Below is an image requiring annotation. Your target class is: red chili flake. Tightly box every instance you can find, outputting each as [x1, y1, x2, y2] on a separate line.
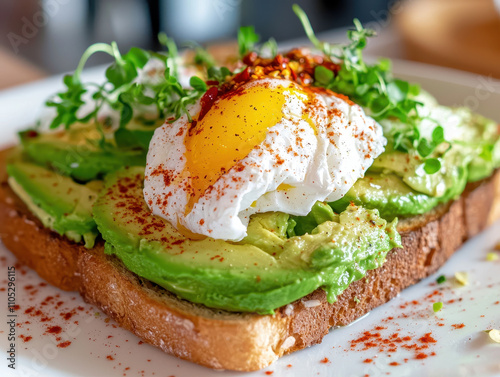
[198, 86, 219, 120]
[138, 341, 143, 345]
[264, 372, 274, 375]
[287, 364, 292, 368]
[57, 341, 71, 348]
[451, 323, 465, 329]
[242, 51, 257, 65]
[106, 355, 115, 361]
[389, 362, 400, 366]
[233, 66, 250, 83]
[320, 357, 329, 363]
[363, 358, 373, 364]
[415, 353, 427, 360]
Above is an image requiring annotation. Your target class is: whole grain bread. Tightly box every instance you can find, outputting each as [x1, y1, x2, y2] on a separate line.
[0, 146, 499, 371]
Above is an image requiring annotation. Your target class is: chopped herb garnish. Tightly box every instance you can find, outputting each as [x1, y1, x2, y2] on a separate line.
[436, 275, 446, 284]
[433, 302, 443, 313]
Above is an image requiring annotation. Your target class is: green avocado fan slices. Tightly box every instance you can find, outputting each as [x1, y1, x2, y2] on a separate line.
[93, 168, 401, 314]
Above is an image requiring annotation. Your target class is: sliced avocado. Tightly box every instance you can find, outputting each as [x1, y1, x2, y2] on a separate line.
[20, 123, 154, 181]
[93, 168, 400, 314]
[329, 173, 441, 220]
[7, 161, 101, 248]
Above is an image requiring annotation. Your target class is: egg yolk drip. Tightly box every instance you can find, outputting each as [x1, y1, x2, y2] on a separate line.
[183, 83, 311, 215]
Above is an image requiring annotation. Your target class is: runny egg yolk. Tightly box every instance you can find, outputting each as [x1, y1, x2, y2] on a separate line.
[183, 83, 312, 215]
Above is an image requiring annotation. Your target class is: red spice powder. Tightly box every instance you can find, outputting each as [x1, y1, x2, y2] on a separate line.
[46, 326, 62, 334]
[264, 372, 274, 375]
[418, 333, 437, 344]
[451, 323, 465, 329]
[389, 362, 400, 366]
[57, 341, 71, 348]
[350, 326, 439, 364]
[415, 353, 427, 360]
[106, 355, 115, 361]
[320, 357, 330, 363]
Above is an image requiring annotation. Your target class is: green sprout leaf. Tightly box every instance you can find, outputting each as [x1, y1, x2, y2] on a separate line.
[417, 138, 435, 158]
[314, 66, 334, 86]
[424, 158, 441, 174]
[432, 125, 445, 145]
[238, 26, 260, 57]
[189, 76, 207, 92]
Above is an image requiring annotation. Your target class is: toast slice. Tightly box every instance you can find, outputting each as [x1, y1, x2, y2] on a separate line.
[1, 146, 499, 371]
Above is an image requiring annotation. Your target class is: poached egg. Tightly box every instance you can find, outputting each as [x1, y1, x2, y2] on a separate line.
[144, 78, 385, 241]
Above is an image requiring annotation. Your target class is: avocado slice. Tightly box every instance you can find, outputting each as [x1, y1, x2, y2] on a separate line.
[20, 123, 153, 181]
[329, 173, 442, 220]
[93, 168, 400, 314]
[7, 161, 101, 248]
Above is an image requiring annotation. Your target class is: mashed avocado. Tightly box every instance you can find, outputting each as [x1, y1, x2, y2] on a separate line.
[93, 168, 400, 314]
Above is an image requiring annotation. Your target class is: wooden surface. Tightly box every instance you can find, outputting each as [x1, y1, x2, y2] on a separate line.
[396, 0, 500, 78]
[0, 47, 46, 90]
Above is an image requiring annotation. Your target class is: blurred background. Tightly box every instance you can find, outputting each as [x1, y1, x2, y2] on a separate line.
[0, 0, 499, 89]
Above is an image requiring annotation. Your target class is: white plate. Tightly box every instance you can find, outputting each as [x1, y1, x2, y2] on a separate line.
[1, 60, 500, 377]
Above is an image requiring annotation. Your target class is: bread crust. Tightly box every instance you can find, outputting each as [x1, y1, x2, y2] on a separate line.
[0, 147, 498, 371]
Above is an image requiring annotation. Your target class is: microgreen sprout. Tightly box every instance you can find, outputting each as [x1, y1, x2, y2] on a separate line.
[293, 4, 447, 169]
[45, 34, 208, 149]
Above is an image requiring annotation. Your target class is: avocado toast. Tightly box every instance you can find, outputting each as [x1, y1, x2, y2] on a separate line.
[1, 7, 500, 371]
